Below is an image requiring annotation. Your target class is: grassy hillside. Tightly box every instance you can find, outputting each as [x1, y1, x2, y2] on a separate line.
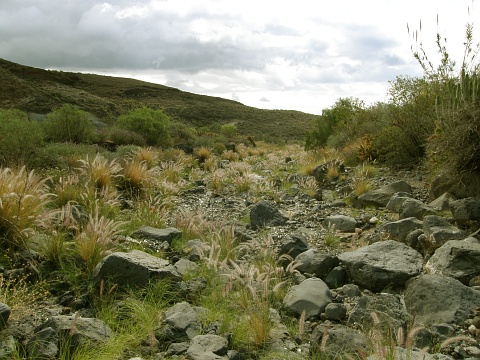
[0, 58, 314, 142]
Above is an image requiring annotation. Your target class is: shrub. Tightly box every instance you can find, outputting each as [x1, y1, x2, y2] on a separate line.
[411, 20, 480, 176]
[305, 97, 364, 150]
[221, 123, 238, 138]
[30, 142, 99, 170]
[43, 104, 95, 143]
[0, 109, 44, 167]
[116, 107, 173, 148]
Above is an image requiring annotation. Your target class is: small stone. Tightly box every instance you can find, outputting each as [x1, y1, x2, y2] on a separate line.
[369, 216, 379, 224]
[465, 346, 480, 357]
[473, 316, 480, 328]
[468, 324, 479, 336]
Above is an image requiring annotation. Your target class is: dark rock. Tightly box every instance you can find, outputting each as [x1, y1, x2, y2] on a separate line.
[398, 198, 436, 220]
[0, 302, 11, 330]
[278, 233, 310, 260]
[405, 274, 480, 326]
[357, 181, 412, 208]
[310, 325, 369, 359]
[92, 250, 181, 289]
[162, 302, 202, 341]
[425, 237, 480, 285]
[374, 217, 423, 244]
[385, 192, 413, 212]
[450, 197, 480, 226]
[430, 171, 480, 200]
[347, 293, 412, 335]
[325, 303, 347, 321]
[295, 249, 339, 279]
[338, 240, 423, 292]
[324, 266, 348, 289]
[429, 192, 456, 211]
[249, 200, 286, 230]
[421, 215, 467, 254]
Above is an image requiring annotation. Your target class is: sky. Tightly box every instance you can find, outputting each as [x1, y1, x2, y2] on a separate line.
[0, 1, 478, 115]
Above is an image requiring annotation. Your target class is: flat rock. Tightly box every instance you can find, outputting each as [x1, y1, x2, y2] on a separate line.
[357, 181, 412, 208]
[283, 277, 332, 319]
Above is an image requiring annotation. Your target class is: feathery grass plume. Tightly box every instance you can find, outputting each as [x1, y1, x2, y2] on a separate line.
[76, 203, 125, 273]
[0, 167, 53, 250]
[158, 160, 185, 183]
[352, 177, 372, 197]
[123, 193, 170, 234]
[42, 231, 68, 268]
[297, 176, 319, 198]
[132, 146, 158, 169]
[194, 146, 212, 164]
[78, 153, 122, 190]
[206, 168, 229, 192]
[51, 173, 84, 207]
[221, 150, 239, 162]
[122, 159, 153, 195]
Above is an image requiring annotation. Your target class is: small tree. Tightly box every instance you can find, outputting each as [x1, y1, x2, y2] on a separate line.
[220, 124, 238, 139]
[116, 107, 173, 148]
[305, 97, 363, 150]
[43, 104, 95, 143]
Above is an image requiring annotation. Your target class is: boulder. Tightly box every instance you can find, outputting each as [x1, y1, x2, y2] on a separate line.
[278, 233, 310, 260]
[161, 302, 202, 340]
[405, 274, 480, 325]
[28, 315, 111, 359]
[186, 334, 229, 360]
[421, 215, 466, 254]
[425, 237, 480, 285]
[92, 250, 181, 289]
[0, 302, 11, 330]
[347, 293, 412, 334]
[449, 197, 480, 226]
[357, 181, 412, 208]
[398, 198, 436, 220]
[283, 278, 332, 319]
[323, 215, 357, 233]
[310, 324, 369, 359]
[295, 249, 339, 279]
[385, 192, 413, 212]
[250, 200, 286, 230]
[429, 192, 456, 211]
[375, 217, 423, 244]
[338, 240, 423, 292]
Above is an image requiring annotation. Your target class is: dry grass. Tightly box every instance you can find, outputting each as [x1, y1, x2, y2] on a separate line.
[122, 160, 152, 194]
[194, 146, 212, 163]
[78, 153, 122, 190]
[76, 204, 125, 273]
[0, 167, 53, 249]
[0, 274, 49, 320]
[132, 147, 158, 169]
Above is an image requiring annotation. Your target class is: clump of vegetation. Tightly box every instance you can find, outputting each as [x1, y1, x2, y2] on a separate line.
[43, 104, 95, 144]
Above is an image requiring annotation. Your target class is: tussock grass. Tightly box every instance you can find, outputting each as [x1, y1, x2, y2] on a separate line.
[0, 167, 53, 249]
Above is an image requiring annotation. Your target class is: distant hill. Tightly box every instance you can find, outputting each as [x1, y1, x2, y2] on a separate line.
[0, 58, 315, 142]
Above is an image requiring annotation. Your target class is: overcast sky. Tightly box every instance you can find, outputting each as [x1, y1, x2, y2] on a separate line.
[1, 1, 477, 114]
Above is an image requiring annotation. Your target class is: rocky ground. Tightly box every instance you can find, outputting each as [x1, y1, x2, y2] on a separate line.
[1, 162, 480, 360]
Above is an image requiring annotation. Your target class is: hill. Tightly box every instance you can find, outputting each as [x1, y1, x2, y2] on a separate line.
[0, 58, 315, 142]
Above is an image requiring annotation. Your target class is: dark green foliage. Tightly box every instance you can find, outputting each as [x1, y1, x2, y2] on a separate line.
[43, 104, 95, 143]
[0, 109, 43, 167]
[116, 107, 173, 148]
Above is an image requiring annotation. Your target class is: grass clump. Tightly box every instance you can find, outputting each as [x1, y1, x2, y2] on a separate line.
[0, 167, 52, 250]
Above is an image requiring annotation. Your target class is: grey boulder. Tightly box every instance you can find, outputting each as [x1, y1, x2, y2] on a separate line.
[338, 240, 423, 292]
[93, 250, 181, 289]
[283, 277, 332, 319]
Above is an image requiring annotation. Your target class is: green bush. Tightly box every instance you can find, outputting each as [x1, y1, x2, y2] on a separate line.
[305, 97, 364, 150]
[30, 142, 100, 170]
[0, 109, 44, 167]
[116, 107, 173, 148]
[43, 104, 95, 144]
[412, 22, 480, 175]
[220, 123, 238, 138]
